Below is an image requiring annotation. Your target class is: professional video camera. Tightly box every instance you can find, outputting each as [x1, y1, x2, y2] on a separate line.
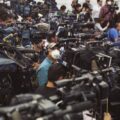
[0, 66, 119, 120]
[109, 2, 119, 12]
[0, 44, 37, 105]
[0, 72, 109, 120]
[0, 94, 58, 120]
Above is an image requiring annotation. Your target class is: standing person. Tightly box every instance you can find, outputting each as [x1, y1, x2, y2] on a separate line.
[99, 0, 116, 27]
[56, 5, 66, 16]
[92, 0, 102, 19]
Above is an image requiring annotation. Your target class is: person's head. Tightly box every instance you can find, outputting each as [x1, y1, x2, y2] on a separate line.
[82, 3, 90, 12]
[0, 5, 13, 24]
[47, 63, 66, 87]
[47, 31, 58, 43]
[74, 3, 81, 12]
[47, 43, 61, 62]
[71, 0, 78, 8]
[97, 0, 102, 6]
[106, 0, 114, 6]
[60, 5, 66, 13]
[32, 37, 45, 52]
[116, 22, 120, 31]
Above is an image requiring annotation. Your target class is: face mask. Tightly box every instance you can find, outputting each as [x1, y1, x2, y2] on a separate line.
[107, 1, 112, 5]
[51, 49, 61, 60]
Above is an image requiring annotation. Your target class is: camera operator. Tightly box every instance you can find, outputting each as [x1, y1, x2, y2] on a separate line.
[79, 3, 93, 22]
[92, 0, 102, 19]
[32, 36, 46, 63]
[56, 5, 66, 17]
[36, 63, 66, 98]
[36, 43, 61, 87]
[46, 31, 58, 46]
[99, 0, 117, 27]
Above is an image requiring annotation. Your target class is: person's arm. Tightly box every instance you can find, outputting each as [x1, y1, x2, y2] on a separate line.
[95, 22, 109, 32]
[102, 22, 109, 31]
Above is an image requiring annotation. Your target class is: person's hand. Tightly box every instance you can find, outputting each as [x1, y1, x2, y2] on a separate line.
[104, 112, 112, 120]
[32, 63, 40, 70]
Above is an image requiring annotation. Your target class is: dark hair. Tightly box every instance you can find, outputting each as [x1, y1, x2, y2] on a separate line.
[82, 3, 89, 9]
[97, 0, 100, 2]
[48, 63, 66, 82]
[31, 32, 47, 44]
[0, 6, 10, 21]
[60, 5, 66, 11]
[75, 3, 81, 8]
[47, 31, 56, 42]
[31, 53, 40, 63]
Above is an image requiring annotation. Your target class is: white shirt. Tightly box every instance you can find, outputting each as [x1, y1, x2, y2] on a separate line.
[95, 23, 107, 32]
[92, 4, 101, 19]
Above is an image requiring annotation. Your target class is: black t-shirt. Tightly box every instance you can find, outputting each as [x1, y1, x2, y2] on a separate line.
[36, 87, 57, 99]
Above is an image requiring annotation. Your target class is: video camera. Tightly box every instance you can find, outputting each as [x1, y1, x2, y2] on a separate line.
[109, 2, 119, 12]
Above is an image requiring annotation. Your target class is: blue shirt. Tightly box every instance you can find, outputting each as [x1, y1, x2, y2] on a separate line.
[107, 28, 119, 42]
[36, 57, 52, 87]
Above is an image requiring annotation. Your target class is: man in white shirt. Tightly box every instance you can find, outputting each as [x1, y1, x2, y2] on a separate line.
[92, 0, 102, 19]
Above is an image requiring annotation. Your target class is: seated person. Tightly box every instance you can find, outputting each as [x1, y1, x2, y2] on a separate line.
[107, 21, 120, 47]
[107, 22, 120, 42]
[36, 63, 66, 98]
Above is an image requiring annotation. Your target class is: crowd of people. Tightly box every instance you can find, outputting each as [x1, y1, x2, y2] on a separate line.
[0, 0, 120, 99]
